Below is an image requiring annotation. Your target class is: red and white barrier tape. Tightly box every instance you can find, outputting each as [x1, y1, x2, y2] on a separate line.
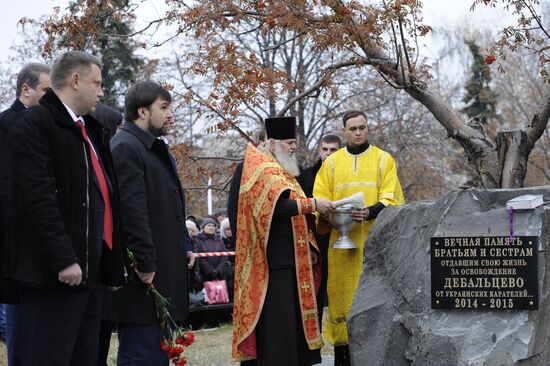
[194, 251, 236, 257]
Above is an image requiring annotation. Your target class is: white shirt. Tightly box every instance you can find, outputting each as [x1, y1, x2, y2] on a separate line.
[63, 103, 99, 159]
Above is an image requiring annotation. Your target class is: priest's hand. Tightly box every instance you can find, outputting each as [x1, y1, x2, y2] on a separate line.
[351, 207, 369, 222]
[315, 198, 335, 215]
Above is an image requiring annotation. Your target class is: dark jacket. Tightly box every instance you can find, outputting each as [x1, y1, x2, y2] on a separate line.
[298, 159, 331, 315]
[223, 236, 236, 251]
[7, 89, 126, 289]
[90, 103, 123, 140]
[195, 232, 229, 281]
[110, 122, 192, 323]
[227, 163, 243, 241]
[297, 159, 322, 198]
[223, 236, 236, 264]
[0, 99, 26, 302]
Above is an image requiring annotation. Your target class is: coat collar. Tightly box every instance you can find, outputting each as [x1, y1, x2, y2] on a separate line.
[121, 121, 160, 150]
[10, 98, 26, 112]
[38, 89, 103, 133]
[39, 89, 77, 128]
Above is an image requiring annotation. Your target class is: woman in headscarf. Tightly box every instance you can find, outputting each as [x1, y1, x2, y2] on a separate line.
[195, 218, 229, 282]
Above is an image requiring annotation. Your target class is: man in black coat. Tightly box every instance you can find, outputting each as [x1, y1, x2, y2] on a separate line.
[8, 51, 126, 366]
[89, 103, 123, 366]
[91, 103, 123, 140]
[298, 133, 342, 198]
[296, 133, 342, 325]
[110, 80, 194, 365]
[0, 62, 50, 366]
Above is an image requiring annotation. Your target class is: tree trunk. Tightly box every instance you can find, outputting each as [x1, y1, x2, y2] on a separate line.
[496, 130, 531, 188]
[404, 86, 501, 188]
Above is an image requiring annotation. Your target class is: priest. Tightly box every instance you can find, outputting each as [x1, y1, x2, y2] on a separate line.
[228, 116, 335, 365]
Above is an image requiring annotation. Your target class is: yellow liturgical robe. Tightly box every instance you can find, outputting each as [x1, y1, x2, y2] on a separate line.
[313, 145, 405, 346]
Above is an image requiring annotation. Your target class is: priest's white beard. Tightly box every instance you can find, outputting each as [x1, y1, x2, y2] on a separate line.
[273, 142, 300, 177]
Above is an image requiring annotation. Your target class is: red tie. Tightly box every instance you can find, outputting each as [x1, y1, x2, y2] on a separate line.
[76, 119, 113, 250]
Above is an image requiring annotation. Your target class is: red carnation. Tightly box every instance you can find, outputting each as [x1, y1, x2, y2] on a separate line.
[184, 332, 195, 346]
[128, 250, 194, 366]
[174, 357, 187, 366]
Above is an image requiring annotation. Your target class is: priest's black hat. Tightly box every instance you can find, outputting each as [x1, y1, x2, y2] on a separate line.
[265, 116, 297, 140]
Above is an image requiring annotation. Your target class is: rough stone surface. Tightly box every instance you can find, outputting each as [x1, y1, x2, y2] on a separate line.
[348, 187, 550, 366]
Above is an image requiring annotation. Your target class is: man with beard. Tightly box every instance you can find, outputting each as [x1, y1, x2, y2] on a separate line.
[228, 116, 335, 365]
[110, 80, 194, 365]
[313, 110, 405, 366]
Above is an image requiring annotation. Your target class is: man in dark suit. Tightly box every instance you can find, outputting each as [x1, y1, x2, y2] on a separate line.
[110, 80, 194, 365]
[8, 51, 126, 366]
[296, 133, 342, 327]
[0, 62, 51, 366]
[298, 134, 342, 197]
[89, 103, 123, 366]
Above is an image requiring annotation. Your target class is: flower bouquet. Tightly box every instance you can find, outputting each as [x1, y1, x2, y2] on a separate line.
[127, 249, 195, 365]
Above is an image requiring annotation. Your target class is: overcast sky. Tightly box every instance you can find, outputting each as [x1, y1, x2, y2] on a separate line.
[0, 0, 517, 63]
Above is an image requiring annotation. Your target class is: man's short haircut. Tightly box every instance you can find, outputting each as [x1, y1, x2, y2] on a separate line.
[342, 110, 367, 127]
[321, 133, 342, 147]
[16, 63, 50, 98]
[124, 80, 172, 122]
[50, 51, 102, 90]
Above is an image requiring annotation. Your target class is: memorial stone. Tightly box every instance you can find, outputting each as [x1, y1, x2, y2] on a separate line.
[348, 188, 550, 366]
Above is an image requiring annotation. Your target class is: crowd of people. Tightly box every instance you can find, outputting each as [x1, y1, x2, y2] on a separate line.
[186, 213, 235, 307]
[0, 50, 404, 366]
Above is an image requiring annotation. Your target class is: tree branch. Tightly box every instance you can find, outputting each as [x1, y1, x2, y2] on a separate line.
[520, 0, 550, 41]
[187, 155, 243, 161]
[264, 31, 307, 51]
[526, 88, 550, 148]
[276, 58, 366, 116]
